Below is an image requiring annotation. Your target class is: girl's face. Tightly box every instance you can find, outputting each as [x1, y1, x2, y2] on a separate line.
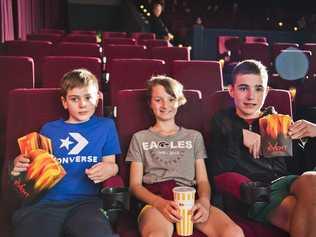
[150, 84, 179, 122]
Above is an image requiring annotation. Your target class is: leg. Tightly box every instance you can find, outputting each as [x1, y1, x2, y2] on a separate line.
[64, 198, 117, 237]
[12, 202, 66, 237]
[139, 206, 174, 237]
[194, 206, 244, 237]
[268, 172, 316, 237]
[289, 172, 316, 237]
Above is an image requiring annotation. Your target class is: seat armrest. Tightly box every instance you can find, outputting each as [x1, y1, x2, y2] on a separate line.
[102, 175, 124, 188]
[215, 172, 251, 199]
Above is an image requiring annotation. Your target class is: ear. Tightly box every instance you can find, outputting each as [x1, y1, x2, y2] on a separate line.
[61, 96, 67, 110]
[228, 84, 234, 98]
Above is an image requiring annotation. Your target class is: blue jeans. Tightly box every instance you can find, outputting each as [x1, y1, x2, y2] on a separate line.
[13, 197, 118, 237]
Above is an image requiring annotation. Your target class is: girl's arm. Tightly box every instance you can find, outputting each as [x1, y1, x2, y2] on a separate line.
[130, 161, 181, 223]
[191, 159, 211, 223]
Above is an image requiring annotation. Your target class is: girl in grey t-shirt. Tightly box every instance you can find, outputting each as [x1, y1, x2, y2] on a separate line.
[126, 75, 244, 237]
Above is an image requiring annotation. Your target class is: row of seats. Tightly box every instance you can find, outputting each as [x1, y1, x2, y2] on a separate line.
[0, 87, 291, 237]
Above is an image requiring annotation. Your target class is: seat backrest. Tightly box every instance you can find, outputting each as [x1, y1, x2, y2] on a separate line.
[302, 43, 316, 77]
[138, 39, 169, 50]
[103, 45, 147, 71]
[149, 47, 190, 75]
[131, 32, 156, 41]
[244, 36, 268, 43]
[202, 89, 292, 143]
[116, 89, 203, 184]
[38, 29, 65, 35]
[108, 59, 166, 105]
[54, 42, 101, 58]
[102, 37, 137, 48]
[27, 33, 63, 44]
[40, 56, 102, 88]
[0, 56, 35, 154]
[102, 32, 128, 39]
[172, 60, 223, 97]
[272, 42, 299, 60]
[62, 34, 97, 43]
[5, 40, 53, 86]
[1, 88, 104, 205]
[241, 42, 271, 68]
[70, 30, 97, 35]
[217, 36, 241, 58]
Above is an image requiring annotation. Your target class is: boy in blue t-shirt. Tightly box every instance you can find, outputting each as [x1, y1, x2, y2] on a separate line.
[11, 69, 121, 237]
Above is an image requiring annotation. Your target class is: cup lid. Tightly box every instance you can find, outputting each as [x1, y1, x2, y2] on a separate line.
[172, 186, 196, 193]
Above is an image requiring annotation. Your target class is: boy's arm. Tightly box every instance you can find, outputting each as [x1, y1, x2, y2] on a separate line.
[289, 119, 316, 139]
[85, 155, 118, 183]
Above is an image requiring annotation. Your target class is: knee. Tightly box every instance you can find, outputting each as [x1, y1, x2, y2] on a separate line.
[292, 172, 316, 200]
[221, 224, 244, 237]
[140, 224, 172, 237]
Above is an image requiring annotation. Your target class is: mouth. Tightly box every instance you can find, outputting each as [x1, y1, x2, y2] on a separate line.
[243, 103, 257, 108]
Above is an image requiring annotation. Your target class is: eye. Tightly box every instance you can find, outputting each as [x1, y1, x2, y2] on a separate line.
[85, 95, 92, 100]
[169, 97, 176, 102]
[256, 87, 264, 92]
[238, 86, 248, 92]
[154, 98, 161, 102]
[70, 97, 79, 102]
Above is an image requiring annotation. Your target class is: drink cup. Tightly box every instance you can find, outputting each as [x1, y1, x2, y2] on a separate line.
[173, 186, 196, 236]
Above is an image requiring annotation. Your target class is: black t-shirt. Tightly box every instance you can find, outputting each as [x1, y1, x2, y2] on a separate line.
[149, 16, 169, 39]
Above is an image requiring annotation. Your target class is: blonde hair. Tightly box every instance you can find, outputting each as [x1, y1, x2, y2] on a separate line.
[147, 75, 187, 106]
[60, 69, 99, 98]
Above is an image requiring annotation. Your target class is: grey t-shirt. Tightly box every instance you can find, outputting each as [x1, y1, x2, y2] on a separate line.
[125, 127, 207, 186]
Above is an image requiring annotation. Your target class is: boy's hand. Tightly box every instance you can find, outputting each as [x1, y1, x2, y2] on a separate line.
[11, 154, 30, 176]
[191, 198, 210, 223]
[85, 161, 117, 183]
[288, 120, 316, 139]
[243, 129, 261, 159]
[153, 196, 181, 223]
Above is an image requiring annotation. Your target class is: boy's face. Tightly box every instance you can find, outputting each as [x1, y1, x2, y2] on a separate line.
[228, 73, 268, 119]
[61, 85, 99, 123]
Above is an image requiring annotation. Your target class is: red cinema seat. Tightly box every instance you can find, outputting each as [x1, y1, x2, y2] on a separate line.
[38, 29, 65, 35]
[138, 39, 170, 49]
[272, 42, 299, 61]
[70, 30, 97, 35]
[40, 56, 102, 89]
[302, 43, 316, 78]
[54, 42, 101, 58]
[244, 36, 268, 43]
[108, 59, 166, 105]
[102, 32, 128, 39]
[102, 37, 137, 47]
[149, 47, 190, 75]
[241, 42, 271, 68]
[217, 36, 242, 60]
[103, 45, 147, 71]
[0, 56, 35, 170]
[1, 88, 104, 237]
[62, 34, 97, 43]
[172, 60, 224, 98]
[27, 33, 63, 44]
[131, 32, 155, 42]
[5, 40, 53, 86]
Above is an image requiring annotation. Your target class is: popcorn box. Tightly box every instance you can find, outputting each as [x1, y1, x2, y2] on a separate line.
[13, 132, 66, 200]
[259, 114, 293, 158]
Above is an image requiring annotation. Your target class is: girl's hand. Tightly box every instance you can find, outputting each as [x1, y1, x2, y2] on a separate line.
[191, 199, 210, 223]
[243, 129, 261, 159]
[11, 154, 30, 176]
[85, 161, 117, 183]
[153, 196, 181, 223]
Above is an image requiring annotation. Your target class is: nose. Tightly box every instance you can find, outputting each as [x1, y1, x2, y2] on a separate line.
[247, 88, 255, 100]
[79, 98, 86, 107]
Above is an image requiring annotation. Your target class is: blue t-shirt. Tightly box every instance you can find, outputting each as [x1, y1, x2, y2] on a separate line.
[39, 116, 121, 202]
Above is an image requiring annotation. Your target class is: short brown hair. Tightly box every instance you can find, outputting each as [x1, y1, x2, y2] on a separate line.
[60, 69, 99, 98]
[147, 75, 187, 106]
[231, 59, 268, 85]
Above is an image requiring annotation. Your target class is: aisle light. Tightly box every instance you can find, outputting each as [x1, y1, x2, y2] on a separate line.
[140, 5, 144, 9]
[147, 13, 151, 17]
[278, 22, 283, 27]
[294, 27, 298, 31]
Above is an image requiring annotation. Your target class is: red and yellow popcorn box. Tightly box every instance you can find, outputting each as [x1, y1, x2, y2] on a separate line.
[259, 114, 293, 158]
[13, 132, 66, 199]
